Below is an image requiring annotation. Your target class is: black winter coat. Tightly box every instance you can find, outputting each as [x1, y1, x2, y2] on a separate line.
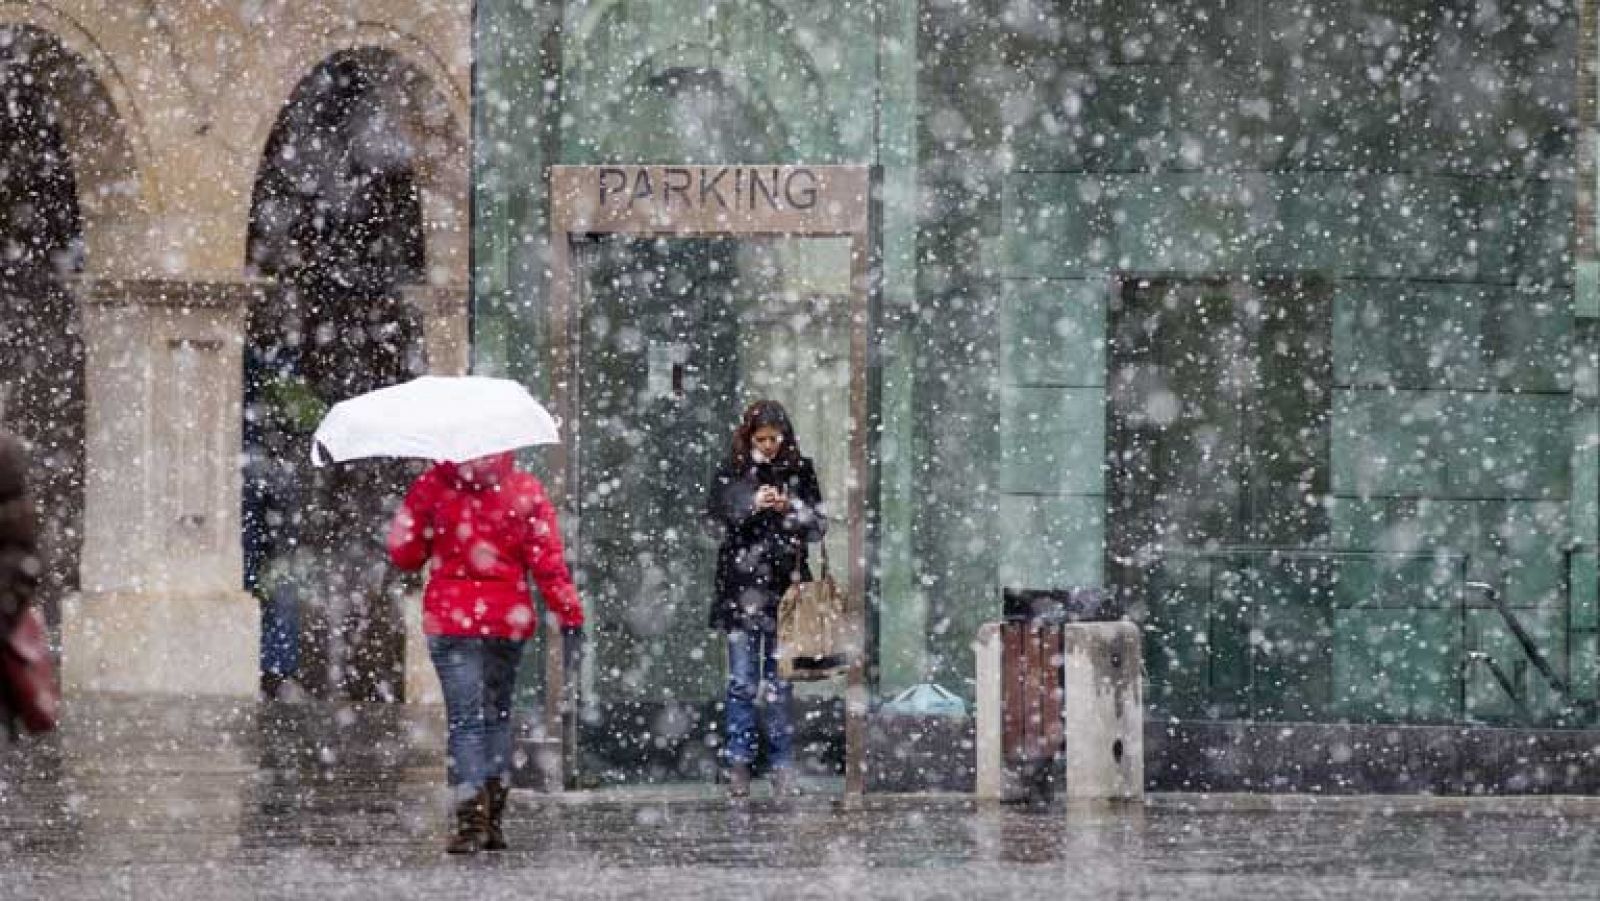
[706, 455, 826, 632]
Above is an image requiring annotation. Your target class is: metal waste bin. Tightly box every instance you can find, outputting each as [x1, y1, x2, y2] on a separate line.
[977, 587, 1128, 801]
[999, 619, 1064, 798]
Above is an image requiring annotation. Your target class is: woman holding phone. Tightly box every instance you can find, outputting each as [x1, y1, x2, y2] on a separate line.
[705, 400, 826, 799]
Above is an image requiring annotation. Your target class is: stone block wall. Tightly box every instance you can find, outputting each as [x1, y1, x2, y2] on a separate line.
[922, 0, 1585, 724]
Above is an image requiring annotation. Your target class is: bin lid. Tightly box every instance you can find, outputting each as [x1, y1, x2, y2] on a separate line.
[881, 683, 968, 718]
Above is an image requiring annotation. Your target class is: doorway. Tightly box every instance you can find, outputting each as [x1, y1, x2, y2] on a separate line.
[1106, 275, 1333, 719]
[243, 49, 433, 701]
[544, 165, 873, 792]
[568, 235, 854, 783]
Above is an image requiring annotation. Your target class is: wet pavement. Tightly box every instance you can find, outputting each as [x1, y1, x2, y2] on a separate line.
[4, 699, 1600, 899]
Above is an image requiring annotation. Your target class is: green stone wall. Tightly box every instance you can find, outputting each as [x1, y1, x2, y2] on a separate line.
[476, 0, 1591, 728]
[921, 0, 1586, 725]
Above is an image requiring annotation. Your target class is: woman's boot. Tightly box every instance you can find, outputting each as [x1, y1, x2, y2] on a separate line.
[727, 763, 752, 799]
[446, 788, 489, 854]
[483, 779, 509, 851]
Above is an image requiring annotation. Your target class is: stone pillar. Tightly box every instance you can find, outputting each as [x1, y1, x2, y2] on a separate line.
[405, 284, 471, 377]
[1061, 622, 1143, 802]
[974, 622, 1005, 799]
[63, 279, 261, 697]
[398, 284, 470, 705]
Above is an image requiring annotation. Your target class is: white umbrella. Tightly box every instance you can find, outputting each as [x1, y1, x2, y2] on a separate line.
[310, 375, 560, 466]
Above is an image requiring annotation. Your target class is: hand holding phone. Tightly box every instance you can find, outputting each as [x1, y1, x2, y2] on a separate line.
[755, 485, 779, 510]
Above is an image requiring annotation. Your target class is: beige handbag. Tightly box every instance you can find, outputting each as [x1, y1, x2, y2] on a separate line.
[776, 543, 852, 681]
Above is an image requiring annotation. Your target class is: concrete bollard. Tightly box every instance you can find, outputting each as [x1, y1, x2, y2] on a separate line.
[1061, 621, 1143, 802]
[974, 619, 1144, 802]
[974, 622, 1005, 799]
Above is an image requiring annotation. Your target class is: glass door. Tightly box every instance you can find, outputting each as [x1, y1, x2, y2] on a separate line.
[570, 234, 853, 784]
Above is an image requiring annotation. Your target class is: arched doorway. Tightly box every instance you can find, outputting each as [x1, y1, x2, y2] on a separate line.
[244, 48, 455, 701]
[0, 26, 94, 629]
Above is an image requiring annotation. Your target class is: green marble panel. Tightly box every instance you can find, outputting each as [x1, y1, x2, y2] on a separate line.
[1333, 608, 1461, 722]
[1331, 557, 1382, 610]
[1098, 0, 1254, 66]
[1576, 328, 1600, 399]
[719, 1, 874, 161]
[1329, 498, 1488, 557]
[1483, 285, 1572, 393]
[996, 494, 1104, 591]
[1251, 174, 1373, 276]
[1332, 389, 1449, 497]
[1443, 395, 1569, 500]
[1000, 279, 1106, 387]
[1366, 177, 1483, 281]
[1204, 573, 1252, 719]
[1577, 261, 1600, 320]
[1009, 68, 1092, 173]
[1573, 401, 1599, 544]
[1332, 281, 1489, 390]
[1572, 631, 1599, 702]
[1104, 175, 1251, 274]
[1076, 65, 1252, 173]
[1267, 65, 1408, 173]
[1145, 559, 1214, 717]
[999, 386, 1105, 495]
[1473, 501, 1570, 612]
[1000, 174, 1109, 278]
[1465, 607, 1570, 722]
[1244, 558, 1335, 720]
[1510, 179, 1576, 284]
[1571, 552, 1597, 631]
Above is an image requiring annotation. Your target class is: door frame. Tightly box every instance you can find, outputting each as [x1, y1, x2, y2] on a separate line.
[546, 164, 877, 795]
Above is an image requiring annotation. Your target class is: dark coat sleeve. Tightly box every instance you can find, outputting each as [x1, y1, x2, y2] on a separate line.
[706, 465, 760, 539]
[781, 458, 826, 544]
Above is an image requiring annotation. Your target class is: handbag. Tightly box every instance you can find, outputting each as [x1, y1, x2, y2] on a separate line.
[776, 543, 853, 681]
[2, 605, 59, 734]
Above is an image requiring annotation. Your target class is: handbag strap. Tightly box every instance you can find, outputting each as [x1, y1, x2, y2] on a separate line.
[814, 539, 830, 580]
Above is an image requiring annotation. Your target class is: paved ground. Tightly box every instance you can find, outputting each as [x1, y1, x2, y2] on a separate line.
[4, 698, 1600, 900]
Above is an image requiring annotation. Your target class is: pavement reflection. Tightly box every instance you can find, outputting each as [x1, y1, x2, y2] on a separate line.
[2, 697, 1599, 900]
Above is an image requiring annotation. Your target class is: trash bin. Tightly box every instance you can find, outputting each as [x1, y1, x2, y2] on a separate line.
[977, 588, 1137, 802]
[1002, 587, 1113, 624]
[998, 620, 1063, 798]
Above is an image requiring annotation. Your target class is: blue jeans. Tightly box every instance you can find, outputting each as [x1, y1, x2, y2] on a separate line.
[427, 636, 525, 799]
[724, 628, 793, 769]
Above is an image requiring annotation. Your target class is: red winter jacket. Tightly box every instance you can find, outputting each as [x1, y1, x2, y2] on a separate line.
[387, 453, 583, 640]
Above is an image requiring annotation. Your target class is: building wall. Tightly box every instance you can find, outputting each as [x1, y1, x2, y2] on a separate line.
[0, 0, 473, 696]
[474, 0, 1590, 730]
[923, 0, 1583, 724]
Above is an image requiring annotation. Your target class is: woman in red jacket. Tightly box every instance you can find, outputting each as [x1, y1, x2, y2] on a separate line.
[387, 451, 584, 854]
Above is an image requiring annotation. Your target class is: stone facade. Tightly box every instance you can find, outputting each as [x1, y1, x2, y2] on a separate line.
[474, 0, 1598, 746]
[0, 1, 473, 697]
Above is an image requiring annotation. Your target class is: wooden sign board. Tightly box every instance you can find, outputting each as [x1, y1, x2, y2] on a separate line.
[551, 165, 869, 235]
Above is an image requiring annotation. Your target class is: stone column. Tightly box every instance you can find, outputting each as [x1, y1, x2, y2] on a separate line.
[405, 283, 471, 377]
[63, 279, 262, 697]
[398, 284, 470, 705]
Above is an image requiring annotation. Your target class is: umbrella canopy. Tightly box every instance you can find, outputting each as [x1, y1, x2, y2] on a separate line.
[310, 375, 560, 466]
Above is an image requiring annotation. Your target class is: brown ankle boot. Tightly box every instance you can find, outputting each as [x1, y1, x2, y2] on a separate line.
[483, 780, 509, 851]
[445, 788, 488, 855]
[727, 763, 752, 800]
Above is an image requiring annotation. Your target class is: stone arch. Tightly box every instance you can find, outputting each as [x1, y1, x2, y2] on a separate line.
[243, 45, 466, 701]
[0, 7, 157, 277]
[0, 18, 152, 626]
[249, 26, 468, 284]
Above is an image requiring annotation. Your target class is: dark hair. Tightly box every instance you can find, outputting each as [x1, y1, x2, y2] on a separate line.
[728, 399, 802, 468]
